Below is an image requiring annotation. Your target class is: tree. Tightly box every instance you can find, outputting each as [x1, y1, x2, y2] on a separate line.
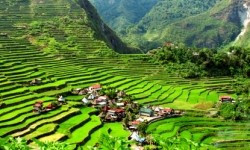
[218, 100, 246, 121]
[88, 134, 134, 150]
[32, 138, 71, 150]
[103, 86, 118, 100]
[149, 135, 206, 150]
[137, 122, 148, 137]
[0, 137, 30, 150]
[0, 137, 72, 150]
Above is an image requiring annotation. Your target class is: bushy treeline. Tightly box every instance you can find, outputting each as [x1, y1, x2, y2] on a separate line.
[149, 45, 250, 78]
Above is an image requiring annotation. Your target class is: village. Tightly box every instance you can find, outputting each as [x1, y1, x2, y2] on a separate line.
[32, 83, 235, 144]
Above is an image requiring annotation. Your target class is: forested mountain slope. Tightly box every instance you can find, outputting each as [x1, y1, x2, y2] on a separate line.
[88, 0, 159, 36]
[0, 0, 141, 54]
[90, 0, 248, 51]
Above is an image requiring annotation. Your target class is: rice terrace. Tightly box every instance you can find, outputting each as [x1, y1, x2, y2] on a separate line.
[1, 0, 250, 150]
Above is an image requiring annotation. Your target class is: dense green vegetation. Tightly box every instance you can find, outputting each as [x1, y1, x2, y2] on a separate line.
[90, 0, 244, 51]
[149, 45, 250, 78]
[88, 0, 159, 36]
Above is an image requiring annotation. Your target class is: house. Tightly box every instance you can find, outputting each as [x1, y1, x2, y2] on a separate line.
[139, 107, 154, 117]
[105, 109, 126, 120]
[106, 110, 118, 120]
[111, 109, 125, 117]
[152, 106, 162, 114]
[45, 103, 57, 110]
[30, 78, 42, 85]
[97, 101, 107, 106]
[89, 84, 102, 91]
[58, 95, 67, 104]
[33, 101, 43, 113]
[88, 93, 95, 100]
[219, 96, 233, 102]
[82, 97, 89, 104]
[158, 108, 174, 116]
[72, 88, 82, 94]
[162, 108, 174, 114]
[116, 102, 125, 107]
[130, 132, 146, 143]
[97, 95, 107, 102]
[129, 121, 141, 130]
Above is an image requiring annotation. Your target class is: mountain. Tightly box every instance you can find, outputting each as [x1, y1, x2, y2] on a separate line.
[89, 0, 248, 51]
[88, 0, 159, 36]
[233, 1, 250, 47]
[0, 0, 141, 54]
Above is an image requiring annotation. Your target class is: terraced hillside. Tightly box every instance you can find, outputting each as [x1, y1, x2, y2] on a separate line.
[147, 115, 250, 150]
[0, 0, 248, 149]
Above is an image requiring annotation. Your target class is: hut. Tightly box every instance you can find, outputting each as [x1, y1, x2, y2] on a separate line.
[88, 93, 95, 100]
[219, 96, 233, 102]
[97, 95, 107, 102]
[33, 101, 43, 113]
[130, 132, 145, 143]
[30, 78, 42, 85]
[58, 95, 66, 104]
[162, 108, 174, 114]
[89, 84, 102, 91]
[72, 88, 82, 94]
[82, 97, 89, 104]
[129, 121, 141, 130]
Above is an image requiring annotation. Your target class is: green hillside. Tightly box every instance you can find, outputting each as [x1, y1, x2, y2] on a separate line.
[0, 0, 141, 54]
[90, 0, 245, 51]
[89, 0, 159, 36]
[126, 0, 242, 51]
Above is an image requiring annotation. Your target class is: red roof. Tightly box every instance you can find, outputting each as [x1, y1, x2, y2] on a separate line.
[34, 103, 42, 107]
[97, 96, 107, 101]
[132, 121, 141, 125]
[110, 109, 125, 113]
[91, 84, 101, 89]
[47, 103, 53, 108]
[163, 108, 173, 112]
[219, 96, 231, 99]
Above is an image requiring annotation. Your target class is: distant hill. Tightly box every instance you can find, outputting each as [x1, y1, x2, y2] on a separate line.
[88, 0, 159, 36]
[0, 0, 141, 54]
[90, 0, 248, 51]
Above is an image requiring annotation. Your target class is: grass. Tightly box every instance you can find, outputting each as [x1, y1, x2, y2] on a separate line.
[82, 122, 129, 148]
[65, 115, 102, 144]
[23, 123, 58, 140]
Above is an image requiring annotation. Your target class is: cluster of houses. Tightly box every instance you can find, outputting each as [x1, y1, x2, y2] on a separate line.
[129, 106, 179, 131]
[72, 84, 180, 124]
[74, 84, 127, 108]
[32, 95, 67, 114]
[73, 84, 183, 126]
